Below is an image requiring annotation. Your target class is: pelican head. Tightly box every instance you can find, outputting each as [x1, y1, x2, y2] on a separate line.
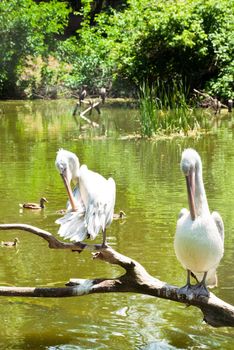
[181, 149, 201, 175]
[55, 149, 80, 183]
[181, 149, 202, 221]
[55, 149, 80, 211]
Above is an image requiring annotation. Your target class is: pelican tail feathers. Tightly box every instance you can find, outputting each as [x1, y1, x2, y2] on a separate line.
[86, 202, 106, 240]
[56, 211, 88, 242]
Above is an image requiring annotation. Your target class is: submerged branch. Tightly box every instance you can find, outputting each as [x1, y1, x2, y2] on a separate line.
[72, 99, 101, 127]
[0, 223, 233, 328]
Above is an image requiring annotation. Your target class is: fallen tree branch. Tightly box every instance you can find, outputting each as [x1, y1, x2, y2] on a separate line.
[193, 89, 228, 109]
[72, 101, 100, 126]
[80, 100, 101, 119]
[0, 223, 233, 328]
[72, 99, 101, 127]
[0, 224, 103, 251]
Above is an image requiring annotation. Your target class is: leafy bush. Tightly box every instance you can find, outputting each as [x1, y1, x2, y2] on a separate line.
[77, 0, 234, 100]
[17, 55, 73, 98]
[0, 0, 233, 100]
[0, 0, 69, 98]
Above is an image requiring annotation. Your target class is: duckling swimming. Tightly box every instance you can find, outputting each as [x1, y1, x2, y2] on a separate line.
[1, 237, 19, 247]
[113, 210, 127, 220]
[20, 197, 48, 210]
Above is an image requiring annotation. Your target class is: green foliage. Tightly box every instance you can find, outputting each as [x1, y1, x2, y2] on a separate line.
[0, 0, 69, 97]
[77, 0, 233, 99]
[0, 0, 233, 101]
[57, 37, 113, 93]
[18, 55, 73, 98]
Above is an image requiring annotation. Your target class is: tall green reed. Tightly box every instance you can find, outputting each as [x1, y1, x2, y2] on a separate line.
[138, 80, 207, 137]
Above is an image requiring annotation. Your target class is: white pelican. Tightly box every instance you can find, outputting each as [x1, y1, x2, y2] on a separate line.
[174, 148, 224, 297]
[55, 149, 116, 247]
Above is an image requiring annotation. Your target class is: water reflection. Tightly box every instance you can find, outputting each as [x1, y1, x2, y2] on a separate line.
[0, 100, 233, 349]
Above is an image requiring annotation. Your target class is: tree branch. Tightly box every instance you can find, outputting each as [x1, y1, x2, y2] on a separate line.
[72, 99, 100, 126]
[0, 224, 103, 251]
[0, 223, 233, 328]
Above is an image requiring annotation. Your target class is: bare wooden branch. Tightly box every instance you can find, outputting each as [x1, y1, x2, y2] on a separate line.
[72, 100, 100, 126]
[0, 224, 103, 251]
[193, 89, 228, 109]
[80, 101, 101, 120]
[0, 223, 233, 328]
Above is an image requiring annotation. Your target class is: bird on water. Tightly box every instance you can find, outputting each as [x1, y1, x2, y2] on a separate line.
[20, 197, 48, 210]
[55, 149, 116, 247]
[174, 148, 224, 297]
[113, 210, 126, 220]
[1, 237, 19, 247]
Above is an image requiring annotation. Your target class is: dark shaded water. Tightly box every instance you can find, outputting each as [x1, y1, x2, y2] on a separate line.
[0, 100, 233, 349]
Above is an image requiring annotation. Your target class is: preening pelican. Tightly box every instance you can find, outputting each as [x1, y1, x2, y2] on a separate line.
[55, 149, 116, 247]
[174, 148, 224, 297]
[20, 197, 48, 210]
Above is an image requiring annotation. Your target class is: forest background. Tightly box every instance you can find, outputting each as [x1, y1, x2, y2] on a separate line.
[0, 0, 233, 101]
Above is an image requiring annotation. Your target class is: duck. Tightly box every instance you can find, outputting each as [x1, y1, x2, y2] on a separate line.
[174, 148, 224, 297]
[20, 197, 48, 209]
[113, 210, 127, 220]
[1, 237, 19, 247]
[55, 149, 116, 247]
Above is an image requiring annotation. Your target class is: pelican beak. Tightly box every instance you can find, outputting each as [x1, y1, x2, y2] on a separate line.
[60, 172, 78, 211]
[185, 169, 196, 220]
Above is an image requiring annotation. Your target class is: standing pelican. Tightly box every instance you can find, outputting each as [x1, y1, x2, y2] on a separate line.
[174, 148, 224, 297]
[55, 149, 116, 247]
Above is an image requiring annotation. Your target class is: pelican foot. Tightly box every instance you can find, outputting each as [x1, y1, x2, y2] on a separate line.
[101, 243, 108, 249]
[177, 284, 193, 296]
[192, 283, 209, 298]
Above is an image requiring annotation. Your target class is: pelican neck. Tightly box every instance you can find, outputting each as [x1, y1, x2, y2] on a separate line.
[194, 160, 210, 216]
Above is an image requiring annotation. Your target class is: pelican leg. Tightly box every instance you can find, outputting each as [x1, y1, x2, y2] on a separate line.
[101, 229, 108, 248]
[186, 269, 191, 285]
[178, 270, 193, 295]
[192, 272, 209, 297]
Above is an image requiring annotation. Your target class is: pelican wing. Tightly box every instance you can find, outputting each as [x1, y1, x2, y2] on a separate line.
[104, 177, 116, 227]
[211, 211, 224, 243]
[55, 187, 87, 242]
[79, 165, 116, 240]
[192, 212, 224, 288]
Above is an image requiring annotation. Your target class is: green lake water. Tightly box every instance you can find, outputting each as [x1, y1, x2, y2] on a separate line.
[0, 100, 233, 349]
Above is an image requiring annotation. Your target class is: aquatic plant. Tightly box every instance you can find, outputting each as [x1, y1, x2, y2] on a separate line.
[138, 80, 207, 137]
